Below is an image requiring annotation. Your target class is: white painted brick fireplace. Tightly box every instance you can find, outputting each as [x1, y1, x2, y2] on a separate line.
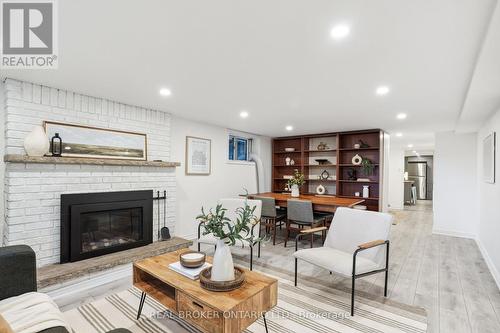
[2, 79, 177, 266]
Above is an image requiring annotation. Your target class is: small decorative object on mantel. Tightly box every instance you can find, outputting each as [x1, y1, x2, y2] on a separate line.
[200, 266, 246, 292]
[359, 139, 370, 148]
[316, 184, 326, 195]
[180, 251, 206, 268]
[290, 159, 295, 165]
[287, 170, 305, 197]
[284, 147, 295, 152]
[347, 168, 357, 180]
[353, 143, 361, 149]
[317, 142, 328, 151]
[24, 125, 50, 157]
[285, 156, 291, 165]
[320, 170, 330, 180]
[362, 185, 370, 198]
[196, 202, 261, 282]
[354, 191, 361, 197]
[50, 133, 63, 157]
[352, 154, 362, 165]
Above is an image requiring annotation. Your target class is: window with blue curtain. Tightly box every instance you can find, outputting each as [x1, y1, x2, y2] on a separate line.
[228, 135, 251, 161]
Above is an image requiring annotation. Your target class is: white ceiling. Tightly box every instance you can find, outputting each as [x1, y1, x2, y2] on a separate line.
[457, 1, 500, 132]
[2, 0, 499, 150]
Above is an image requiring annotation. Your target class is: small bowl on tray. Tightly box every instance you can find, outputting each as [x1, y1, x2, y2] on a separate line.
[179, 251, 206, 268]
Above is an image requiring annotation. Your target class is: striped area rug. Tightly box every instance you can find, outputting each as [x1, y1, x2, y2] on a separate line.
[63, 270, 427, 333]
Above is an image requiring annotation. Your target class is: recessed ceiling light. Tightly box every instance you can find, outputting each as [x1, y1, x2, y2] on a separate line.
[159, 88, 172, 97]
[285, 125, 293, 131]
[376, 86, 390, 96]
[407, 144, 414, 148]
[239, 111, 249, 118]
[412, 150, 417, 154]
[395, 132, 403, 137]
[396, 113, 407, 120]
[330, 24, 350, 40]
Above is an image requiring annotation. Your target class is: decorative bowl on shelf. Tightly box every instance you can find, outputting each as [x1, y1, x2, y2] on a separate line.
[315, 159, 330, 165]
[199, 266, 246, 292]
[284, 147, 295, 152]
[179, 251, 206, 268]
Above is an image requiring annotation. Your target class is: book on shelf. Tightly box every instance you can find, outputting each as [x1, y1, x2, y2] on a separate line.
[168, 261, 212, 280]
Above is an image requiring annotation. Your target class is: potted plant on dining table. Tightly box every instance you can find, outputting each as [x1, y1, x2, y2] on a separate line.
[288, 169, 305, 197]
[196, 202, 261, 281]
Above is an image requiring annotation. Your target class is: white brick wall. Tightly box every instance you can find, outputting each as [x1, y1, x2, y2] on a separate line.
[2, 79, 176, 266]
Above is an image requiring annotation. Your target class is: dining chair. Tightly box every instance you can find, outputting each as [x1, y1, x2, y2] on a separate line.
[197, 198, 262, 270]
[293, 207, 392, 316]
[255, 197, 286, 246]
[284, 199, 332, 248]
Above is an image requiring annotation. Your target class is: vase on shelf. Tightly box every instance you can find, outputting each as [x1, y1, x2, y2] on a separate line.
[211, 238, 235, 281]
[362, 185, 370, 198]
[291, 184, 300, 197]
[24, 125, 50, 157]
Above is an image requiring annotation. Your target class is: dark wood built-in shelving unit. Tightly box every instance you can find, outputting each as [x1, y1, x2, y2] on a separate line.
[272, 129, 384, 211]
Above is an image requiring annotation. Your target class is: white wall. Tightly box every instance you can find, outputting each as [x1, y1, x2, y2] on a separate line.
[476, 108, 500, 286]
[433, 131, 478, 237]
[387, 145, 405, 210]
[0, 81, 5, 245]
[170, 116, 271, 240]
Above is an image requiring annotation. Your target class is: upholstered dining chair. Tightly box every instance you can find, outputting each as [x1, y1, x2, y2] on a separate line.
[284, 199, 333, 248]
[293, 207, 392, 316]
[197, 198, 262, 270]
[255, 196, 286, 246]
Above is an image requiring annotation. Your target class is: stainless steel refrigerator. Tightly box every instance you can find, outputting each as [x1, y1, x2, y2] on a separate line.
[407, 162, 427, 200]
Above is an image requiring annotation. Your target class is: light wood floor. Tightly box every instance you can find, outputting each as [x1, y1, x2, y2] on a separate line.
[56, 201, 500, 333]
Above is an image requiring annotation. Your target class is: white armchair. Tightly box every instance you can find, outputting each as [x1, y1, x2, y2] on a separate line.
[293, 207, 392, 316]
[197, 198, 262, 270]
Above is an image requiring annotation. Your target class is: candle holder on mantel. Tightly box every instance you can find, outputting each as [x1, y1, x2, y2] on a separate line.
[50, 133, 63, 157]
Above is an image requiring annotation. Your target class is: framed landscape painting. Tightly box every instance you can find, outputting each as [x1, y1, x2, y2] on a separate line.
[483, 132, 496, 184]
[44, 121, 147, 160]
[185, 136, 211, 175]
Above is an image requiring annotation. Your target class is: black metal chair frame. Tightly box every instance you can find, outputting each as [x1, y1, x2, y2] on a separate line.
[294, 229, 390, 316]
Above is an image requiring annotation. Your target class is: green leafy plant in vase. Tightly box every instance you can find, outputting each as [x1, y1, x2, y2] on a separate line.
[287, 169, 305, 197]
[360, 158, 374, 177]
[196, 200, 261, 281]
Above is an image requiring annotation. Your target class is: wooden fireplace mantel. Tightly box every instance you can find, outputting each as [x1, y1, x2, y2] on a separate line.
[4, 154, 181, 167]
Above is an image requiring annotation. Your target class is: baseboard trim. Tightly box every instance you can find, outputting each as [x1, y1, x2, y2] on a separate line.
[475, 237, 500, 290]
[432, 228, 476, 239]
[45, 264, 132, 302]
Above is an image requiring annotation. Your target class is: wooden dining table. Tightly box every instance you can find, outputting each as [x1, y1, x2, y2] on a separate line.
[247, 192, 365, 213]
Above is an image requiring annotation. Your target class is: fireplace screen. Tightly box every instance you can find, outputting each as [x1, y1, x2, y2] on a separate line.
[80, 208, 143, 253]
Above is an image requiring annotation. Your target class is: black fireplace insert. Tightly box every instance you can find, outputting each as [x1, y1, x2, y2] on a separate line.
[60, 190, 153, 263]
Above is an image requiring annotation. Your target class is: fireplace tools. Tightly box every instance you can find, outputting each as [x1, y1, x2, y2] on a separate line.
[154, 190, 171, 241]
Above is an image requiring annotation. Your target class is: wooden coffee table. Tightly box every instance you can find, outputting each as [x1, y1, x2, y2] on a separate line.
[133, 249, 278, 333]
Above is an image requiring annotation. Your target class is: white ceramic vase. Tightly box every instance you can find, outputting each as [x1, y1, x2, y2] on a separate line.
[362, 185, 370, 198]
[24, 126, 50, 157]
[291, 184, 300, 197]
[211, 239, 235, 281]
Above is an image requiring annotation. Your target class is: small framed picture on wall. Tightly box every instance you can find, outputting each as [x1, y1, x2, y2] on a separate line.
[483, 132, 496, 184]
[185, 136, 211, 175]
